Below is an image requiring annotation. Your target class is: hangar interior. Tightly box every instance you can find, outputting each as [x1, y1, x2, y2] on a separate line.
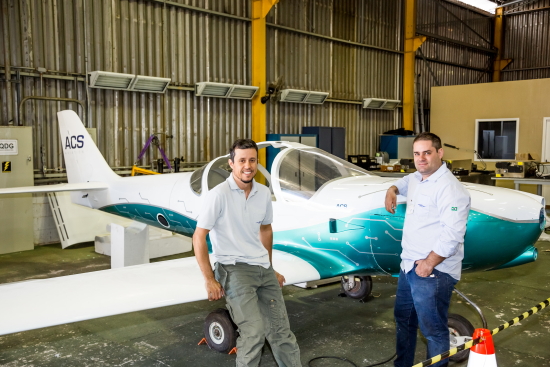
[1, 0, 550, 366]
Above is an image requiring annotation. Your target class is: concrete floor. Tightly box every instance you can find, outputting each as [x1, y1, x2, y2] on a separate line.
[0, 241, 549, 367]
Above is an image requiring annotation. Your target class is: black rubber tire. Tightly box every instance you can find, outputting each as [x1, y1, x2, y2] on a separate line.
[203, 308, 238, 353]
[340, 275, 373, 301]
[448, 313, 475, 363]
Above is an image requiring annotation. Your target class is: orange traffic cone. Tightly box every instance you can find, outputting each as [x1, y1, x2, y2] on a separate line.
[467, 328, 497, 367]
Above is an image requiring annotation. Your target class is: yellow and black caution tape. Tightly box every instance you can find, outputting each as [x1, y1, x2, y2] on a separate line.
[411, 297, 550, 367]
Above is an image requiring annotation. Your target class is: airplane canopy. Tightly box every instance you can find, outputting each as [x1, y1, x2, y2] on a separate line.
[271, 147, 371, 202]
[189, 143, 372, 202]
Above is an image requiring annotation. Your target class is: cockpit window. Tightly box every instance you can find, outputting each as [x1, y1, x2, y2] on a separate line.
[278, 148, 369, 201]
[207, 158, 232, 190]
[190, 165, 206, 195]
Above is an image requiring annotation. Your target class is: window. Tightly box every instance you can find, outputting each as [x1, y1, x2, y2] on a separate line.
[277, 148, 369, 202]
[475, 119, 519, 160]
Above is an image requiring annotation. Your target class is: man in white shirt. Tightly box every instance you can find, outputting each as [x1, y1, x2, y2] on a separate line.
[193, 139, 301, 367]
[384, 132, 470, 367]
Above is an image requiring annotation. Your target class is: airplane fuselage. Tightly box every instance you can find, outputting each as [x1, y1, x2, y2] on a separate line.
[86, 172, 543, 280]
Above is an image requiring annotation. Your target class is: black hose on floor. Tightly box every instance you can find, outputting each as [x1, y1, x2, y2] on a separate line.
[308, 352, 396, 367]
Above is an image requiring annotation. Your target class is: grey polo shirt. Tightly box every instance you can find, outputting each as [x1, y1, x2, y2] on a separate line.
[196, 174, 273, 268]
[393, 162, 471, 280]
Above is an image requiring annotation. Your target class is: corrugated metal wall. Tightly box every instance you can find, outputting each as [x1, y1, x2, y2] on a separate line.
[0, 0, 253, 169]
[501, 0, 550, 81]
[0, 0, 404, 172]
[415, 0, 494, 130]
[266, 0, 403, 156]
[2, 0, 550, 171]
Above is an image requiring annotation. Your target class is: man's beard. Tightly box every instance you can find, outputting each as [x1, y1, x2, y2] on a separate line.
[240, 177, 253, 184]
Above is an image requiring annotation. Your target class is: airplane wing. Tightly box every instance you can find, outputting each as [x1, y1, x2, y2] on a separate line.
[0, 250, 320, 336]
[0, 182, 108, 194]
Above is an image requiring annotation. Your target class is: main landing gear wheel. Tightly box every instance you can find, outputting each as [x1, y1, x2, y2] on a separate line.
[203, 308, 238, 353]
[340, 275, 373, 301]
[448, 313, 474, 363]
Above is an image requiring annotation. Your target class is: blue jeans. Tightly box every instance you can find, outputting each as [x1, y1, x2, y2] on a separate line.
[394, 265, 458, 367]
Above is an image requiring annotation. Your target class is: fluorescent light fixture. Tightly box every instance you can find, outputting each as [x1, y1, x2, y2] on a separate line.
[130, 75, 171, 93]
[89, 71, 135, 90]
[363, 98, 401, 110]
[304, 91, 329, 104]
[280, 89, 308, 103]
[89, 71, 171, 93]
[280, 89, 329, 104]
[195, 82, 232, 97]
[228, 85, 259, 99]
[380, 99, 401, 110]
[195, 82, 258, 100]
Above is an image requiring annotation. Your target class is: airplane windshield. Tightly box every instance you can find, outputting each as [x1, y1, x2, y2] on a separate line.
[277, 148, 369, 201]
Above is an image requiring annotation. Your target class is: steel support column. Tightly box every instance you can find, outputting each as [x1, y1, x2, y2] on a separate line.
[493, 7, 512, 82]
[251, 0, 278, 167]
[403, 0, 425, 132]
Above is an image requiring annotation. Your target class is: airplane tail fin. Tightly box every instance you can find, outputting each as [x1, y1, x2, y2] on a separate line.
[57, 110, 120, 184]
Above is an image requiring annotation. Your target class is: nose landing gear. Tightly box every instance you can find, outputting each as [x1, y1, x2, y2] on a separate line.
[340, 275, 373, 301]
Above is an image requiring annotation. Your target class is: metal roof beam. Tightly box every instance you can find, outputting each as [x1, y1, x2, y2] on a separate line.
[416, 30, 497, 54]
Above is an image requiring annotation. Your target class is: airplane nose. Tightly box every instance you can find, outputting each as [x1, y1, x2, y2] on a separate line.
[463, 185, 544, 272]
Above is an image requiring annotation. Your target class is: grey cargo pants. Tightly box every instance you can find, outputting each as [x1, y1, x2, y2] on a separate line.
[214, 262, 301, 367]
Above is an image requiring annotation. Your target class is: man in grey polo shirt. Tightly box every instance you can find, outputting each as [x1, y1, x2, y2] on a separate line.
[193, 139, 301, 367]
[384, 132, 470, 367]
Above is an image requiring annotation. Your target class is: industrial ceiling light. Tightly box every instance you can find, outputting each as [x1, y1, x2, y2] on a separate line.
[227, 85, 259, 99]
[89, 71, 135, 90]
[363, 98, 401, 110]
[130, 75, 171, 93]
[304, 91, 329, 104]
[195, 82, 259, 100]
[280, 89, 329, 104]
[380, 99, 401, 110]
[89, 71, 171, 93]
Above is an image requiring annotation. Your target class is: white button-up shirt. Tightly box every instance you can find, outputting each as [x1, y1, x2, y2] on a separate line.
[196, 174, 273, 268]
[394, 162, 471, 280]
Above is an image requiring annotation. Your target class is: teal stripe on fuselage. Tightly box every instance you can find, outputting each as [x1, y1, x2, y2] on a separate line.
[100, 203, 542, 279]
[100, 203, 199, 238]
[273, 205, 542, 278]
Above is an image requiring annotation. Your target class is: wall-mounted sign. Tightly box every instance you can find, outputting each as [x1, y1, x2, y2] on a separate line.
[0, 140, 18, 155]
[2, 161, 11, 172]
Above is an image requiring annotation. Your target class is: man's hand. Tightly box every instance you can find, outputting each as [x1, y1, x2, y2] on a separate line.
[206, 278, 225, 301]
[415, 251, 446, 277]
[414, 259, 434, 277]
[385, 185, 398, 214]
[275, 271, 286, 288]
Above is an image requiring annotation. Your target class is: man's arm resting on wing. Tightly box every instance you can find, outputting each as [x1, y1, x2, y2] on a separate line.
[385, 185, 399, 214]
[193, 227, 224, 301]
[385, 175, 410, 214]
[259, 224, 285, 287]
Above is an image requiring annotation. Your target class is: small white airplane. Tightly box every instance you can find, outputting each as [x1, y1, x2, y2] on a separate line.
[0, 110, 544, 359]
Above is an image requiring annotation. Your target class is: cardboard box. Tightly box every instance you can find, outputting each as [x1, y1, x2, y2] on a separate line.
[380, 164, 402, 172]
[515, 153, 540, 161]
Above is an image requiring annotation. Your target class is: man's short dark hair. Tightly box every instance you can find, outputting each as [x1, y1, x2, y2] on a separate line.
[229, 139, 258, 161]
[413, 132, 442, 151]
